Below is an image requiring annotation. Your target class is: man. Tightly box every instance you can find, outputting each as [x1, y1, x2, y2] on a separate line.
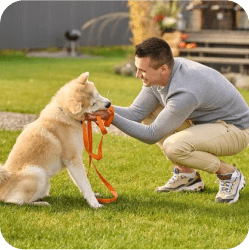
[86, 37, 249, 204]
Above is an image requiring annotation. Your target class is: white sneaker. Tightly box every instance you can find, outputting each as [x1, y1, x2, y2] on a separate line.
[155, 167, 205, 192]
[216, 168, 246, 204]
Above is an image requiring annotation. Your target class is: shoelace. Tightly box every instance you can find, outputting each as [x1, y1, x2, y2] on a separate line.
[216, 178, 236, 193]
[168, 172, 186, 184]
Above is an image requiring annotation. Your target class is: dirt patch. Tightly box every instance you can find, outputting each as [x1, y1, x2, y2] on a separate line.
[0, 111, 127, 136]
[0, 111, 37, 131]
[26, 51, 102, 59]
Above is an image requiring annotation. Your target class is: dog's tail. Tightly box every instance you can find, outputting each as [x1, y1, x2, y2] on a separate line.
[0, 164, 11, 185]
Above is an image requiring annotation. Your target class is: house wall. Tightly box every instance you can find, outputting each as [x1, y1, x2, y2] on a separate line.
[0, 1, 132, 49]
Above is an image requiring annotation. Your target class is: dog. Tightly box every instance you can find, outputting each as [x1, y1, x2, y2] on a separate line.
[0, 72, 111, 208]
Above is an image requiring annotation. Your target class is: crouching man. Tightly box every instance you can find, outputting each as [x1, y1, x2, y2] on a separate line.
[87, 37, 249, 204]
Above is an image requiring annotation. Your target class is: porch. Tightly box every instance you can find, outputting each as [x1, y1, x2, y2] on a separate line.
[180, 30, 249, 74]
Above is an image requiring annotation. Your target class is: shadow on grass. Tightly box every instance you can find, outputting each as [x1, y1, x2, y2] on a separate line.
[2, 188, 243, 219]
[1, 183, 248, 221]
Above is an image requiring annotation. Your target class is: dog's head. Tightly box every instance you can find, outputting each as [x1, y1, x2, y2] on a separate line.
[56, 72, 111, 121]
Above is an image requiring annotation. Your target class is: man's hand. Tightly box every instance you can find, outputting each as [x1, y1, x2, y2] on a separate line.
[85, 110, 111, 121]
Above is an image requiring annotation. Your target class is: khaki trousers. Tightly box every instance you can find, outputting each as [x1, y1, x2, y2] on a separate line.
[142, 105, 249, 174]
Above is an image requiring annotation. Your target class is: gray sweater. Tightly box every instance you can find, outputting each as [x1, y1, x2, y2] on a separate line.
[112, 57, 249, 144]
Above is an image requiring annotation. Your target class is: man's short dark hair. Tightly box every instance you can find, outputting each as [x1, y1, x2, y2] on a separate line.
[135, 37, 174, 70]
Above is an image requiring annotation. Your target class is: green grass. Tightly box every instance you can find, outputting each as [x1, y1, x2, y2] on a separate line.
[0, 50, 249, 249]
[0, 132, 249, 249]
[0, 49, 139, 114]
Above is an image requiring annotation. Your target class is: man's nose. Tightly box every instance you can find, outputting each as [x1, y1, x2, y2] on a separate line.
[136, 70, 141, 79]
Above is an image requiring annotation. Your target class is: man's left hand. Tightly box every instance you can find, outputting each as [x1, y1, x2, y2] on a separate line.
[85, 110, 111, 121]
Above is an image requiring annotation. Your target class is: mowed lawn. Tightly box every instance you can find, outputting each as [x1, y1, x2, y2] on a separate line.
[0, 50, 248, 249]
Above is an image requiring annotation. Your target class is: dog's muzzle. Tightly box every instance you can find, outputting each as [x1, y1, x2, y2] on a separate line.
[105, 102, 111, 109]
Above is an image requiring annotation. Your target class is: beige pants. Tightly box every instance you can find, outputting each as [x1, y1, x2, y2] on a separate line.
[143, 105, 249, 174]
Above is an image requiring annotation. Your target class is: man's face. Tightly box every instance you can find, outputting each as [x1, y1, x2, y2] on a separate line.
[135, 56, 170, 87]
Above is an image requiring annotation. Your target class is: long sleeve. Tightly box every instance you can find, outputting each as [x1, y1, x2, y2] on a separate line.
[112, 91, 198, 144]
[112, 56, 249, 142]
[113, 86, 160, 122]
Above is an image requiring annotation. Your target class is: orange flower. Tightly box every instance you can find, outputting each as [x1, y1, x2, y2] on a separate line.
[178, 42, 186, 49]
[186, 43, 197, 49]
[153, 15, 165, 23]
[181, 33, 189, 40]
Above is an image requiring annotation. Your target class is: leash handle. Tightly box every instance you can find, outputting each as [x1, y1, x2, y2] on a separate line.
[94, 165, 118, 203]
[82, 106, 117, 204]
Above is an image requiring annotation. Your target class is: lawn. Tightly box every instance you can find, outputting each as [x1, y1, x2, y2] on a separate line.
[0, 48, 139, 114]
[0, 49, 249, 249]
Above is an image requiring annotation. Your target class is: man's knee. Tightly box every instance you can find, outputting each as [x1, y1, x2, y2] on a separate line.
[162, 139, 178, 162]
[163, 137, 191, 163]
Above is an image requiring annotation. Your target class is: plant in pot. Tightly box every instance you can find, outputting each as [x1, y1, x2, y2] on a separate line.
[150, 0, 180, 34]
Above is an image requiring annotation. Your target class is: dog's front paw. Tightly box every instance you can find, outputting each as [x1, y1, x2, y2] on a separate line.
[85, 195, 103, 209]
[91, 202, 104, 209]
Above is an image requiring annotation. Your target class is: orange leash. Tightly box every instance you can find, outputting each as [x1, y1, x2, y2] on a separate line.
[82, 106, 117, 204]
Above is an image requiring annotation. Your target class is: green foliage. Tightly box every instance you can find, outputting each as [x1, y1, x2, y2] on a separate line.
[150, 0, 180, 19]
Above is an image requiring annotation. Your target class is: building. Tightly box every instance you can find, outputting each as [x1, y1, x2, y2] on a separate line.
[0, 1, 131, 50]
[180, 1, 249, 74]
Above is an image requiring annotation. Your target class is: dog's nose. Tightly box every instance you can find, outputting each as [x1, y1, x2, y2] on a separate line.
[105, 102, 111, 109]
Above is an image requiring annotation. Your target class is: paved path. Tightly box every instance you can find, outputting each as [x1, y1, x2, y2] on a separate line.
[0, 111, 127, 136]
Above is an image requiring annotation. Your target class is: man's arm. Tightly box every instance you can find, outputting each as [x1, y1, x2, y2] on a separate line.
[86, 86, 159, 122]
[112, 91, 198, 144]
[86, 90, 198, 145]
[113, 86, 160, 122]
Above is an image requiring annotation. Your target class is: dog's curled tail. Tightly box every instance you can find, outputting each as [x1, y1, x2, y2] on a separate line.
[0, 165, 11, 185]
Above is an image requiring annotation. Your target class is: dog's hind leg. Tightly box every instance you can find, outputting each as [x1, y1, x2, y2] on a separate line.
[25, 166, 51, 205]
[6, 166, 50, 205]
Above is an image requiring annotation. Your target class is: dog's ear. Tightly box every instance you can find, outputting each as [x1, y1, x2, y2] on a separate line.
[77, 72, 89, 84]
[68, 101, 82, 115]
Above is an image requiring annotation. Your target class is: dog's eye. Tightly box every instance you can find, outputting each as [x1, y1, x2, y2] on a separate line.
[91, 102, 96, 107]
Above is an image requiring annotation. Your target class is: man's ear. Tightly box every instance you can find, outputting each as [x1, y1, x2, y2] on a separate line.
[160, 64, 170, 74]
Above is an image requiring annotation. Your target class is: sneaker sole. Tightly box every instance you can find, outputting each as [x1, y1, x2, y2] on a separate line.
[155, 180, 205, 193]
[179, 180, 205, 192]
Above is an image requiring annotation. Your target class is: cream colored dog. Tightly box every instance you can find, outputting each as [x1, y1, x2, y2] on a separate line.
[0, 72, 111, 208]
